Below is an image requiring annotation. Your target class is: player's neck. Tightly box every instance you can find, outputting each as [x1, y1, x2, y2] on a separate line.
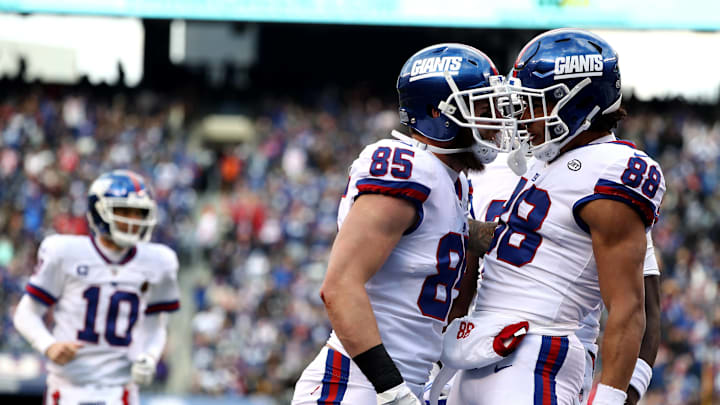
[410, 132, 464, 172]
[97, 234, 130, 255]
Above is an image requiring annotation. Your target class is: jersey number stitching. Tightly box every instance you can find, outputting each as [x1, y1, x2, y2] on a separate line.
[369, 147, 414, 179]
[488, 178, 552, 267]
[417, 232, 467, 321]
[620, 156, 661, 199]
[77, 286, 140, 346]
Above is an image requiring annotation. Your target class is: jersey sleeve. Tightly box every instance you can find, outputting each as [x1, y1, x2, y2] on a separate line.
[144, 247, 181, 315]
[643, 232, 660, 277]
[573, 148, 666, 232]
[350, 142, 434, 232]
[25, 236, 66, 306]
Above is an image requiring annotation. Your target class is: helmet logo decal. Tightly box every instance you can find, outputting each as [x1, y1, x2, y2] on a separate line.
[554, 54, 603, 79]
[409, 56, 463, 82]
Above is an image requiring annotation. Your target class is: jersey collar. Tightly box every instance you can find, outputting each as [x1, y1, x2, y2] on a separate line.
[90, 236, 137, 265]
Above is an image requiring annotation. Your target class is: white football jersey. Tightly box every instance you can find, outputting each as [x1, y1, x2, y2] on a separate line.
[472, 136, 665, 334]
[468, 152, 662, 345]
[327, 137, 470, 386]
[25, 234, 180, 386]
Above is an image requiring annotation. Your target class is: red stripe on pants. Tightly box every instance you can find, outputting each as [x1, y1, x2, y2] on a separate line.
[541, 337, 562, 405]
[325, 350, 342, 402]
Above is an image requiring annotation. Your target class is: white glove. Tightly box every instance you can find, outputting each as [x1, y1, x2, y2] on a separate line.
[442, 315, 528, 370]
[377, 382, 423, 405]
[131, 353, 157, 386]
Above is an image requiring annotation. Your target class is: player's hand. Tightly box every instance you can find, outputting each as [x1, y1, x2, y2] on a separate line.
[377, 382, 422, 405]
[468, 220, 499, 257]
[45, 342, 83, 365]
[131, 353, 157, 386]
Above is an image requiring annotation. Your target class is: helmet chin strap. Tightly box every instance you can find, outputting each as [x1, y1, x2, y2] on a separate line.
[391, 130, 499, 167]
[390, 130, 473, 155]
[507, 141, 529, 175]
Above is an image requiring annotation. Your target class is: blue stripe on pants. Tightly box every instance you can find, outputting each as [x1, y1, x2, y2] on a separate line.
[317, 348, 350, 404]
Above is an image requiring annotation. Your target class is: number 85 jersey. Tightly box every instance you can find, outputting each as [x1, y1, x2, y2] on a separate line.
[475, 137, 665, 334]
[327, 137, 470, 387]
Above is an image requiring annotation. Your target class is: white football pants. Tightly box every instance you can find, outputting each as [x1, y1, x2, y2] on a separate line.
[447, 334, 585, 405]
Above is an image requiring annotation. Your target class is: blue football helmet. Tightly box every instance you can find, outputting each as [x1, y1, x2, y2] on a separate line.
[508, 29, 622, 161]
[396, 43, 517, 164]
[87, 170, 157, 247]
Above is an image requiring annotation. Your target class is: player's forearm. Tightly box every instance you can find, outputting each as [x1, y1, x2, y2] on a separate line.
[627, 275, 661, 403]
[447, 251, 479, 324]
[13, 295, 56, 355]
[599, 302, 645, 390]
[321, 280, 382, 357]
[468, 220, 497, 257]
[638, 275, 660, 365]
[138, 313, 168, 360]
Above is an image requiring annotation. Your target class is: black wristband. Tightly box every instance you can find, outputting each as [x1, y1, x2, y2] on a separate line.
[352, 344, 404, 393]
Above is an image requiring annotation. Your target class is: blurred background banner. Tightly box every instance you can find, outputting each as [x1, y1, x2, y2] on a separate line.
[1, 0, 720, 30]
[0, 2, 718, 405]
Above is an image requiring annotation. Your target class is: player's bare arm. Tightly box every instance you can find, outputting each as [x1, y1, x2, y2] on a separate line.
[447, 250, 479, 324]
[580, 199, 646, 392]
[320, 193, 416, 357]
[627, 274, 660, 405]
[467, 220, 497, 257]
[447, 220, 496, 322]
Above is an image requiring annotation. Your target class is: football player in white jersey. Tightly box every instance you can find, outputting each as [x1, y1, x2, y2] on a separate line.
[13, 170, 180, 405]
[291, 43, 517, 404]
[465, 157, 661, 405]
[437, 29, 666, 405]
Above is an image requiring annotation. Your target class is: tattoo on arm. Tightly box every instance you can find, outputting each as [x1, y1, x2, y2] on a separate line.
[468, 220, 498, 257]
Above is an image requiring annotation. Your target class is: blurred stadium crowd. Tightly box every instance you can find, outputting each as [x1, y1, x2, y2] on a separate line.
[0, 80, 717, 404]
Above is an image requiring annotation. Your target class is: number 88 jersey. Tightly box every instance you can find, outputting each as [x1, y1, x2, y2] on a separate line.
[327, 137, 470, 387]
[475, 136, 665, 334]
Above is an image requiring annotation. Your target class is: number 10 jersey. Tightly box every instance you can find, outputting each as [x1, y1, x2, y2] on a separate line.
[25, 234, 180, 386]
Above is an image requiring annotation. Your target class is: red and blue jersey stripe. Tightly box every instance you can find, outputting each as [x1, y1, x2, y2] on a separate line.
[317, 348, 350, 404]
[25, 283, 58, 306]
[533, 336, 569, 405]
[593, 179, 658, 226]
[145, 300, 180, 314]
[573, 179, 658, 232]
[356, 179, 430, 206]
[356, 178, 430, 234]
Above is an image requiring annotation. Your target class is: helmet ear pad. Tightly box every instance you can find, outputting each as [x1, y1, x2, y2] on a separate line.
[400, 99, 460, 142]
[87, 194, 111, 237]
